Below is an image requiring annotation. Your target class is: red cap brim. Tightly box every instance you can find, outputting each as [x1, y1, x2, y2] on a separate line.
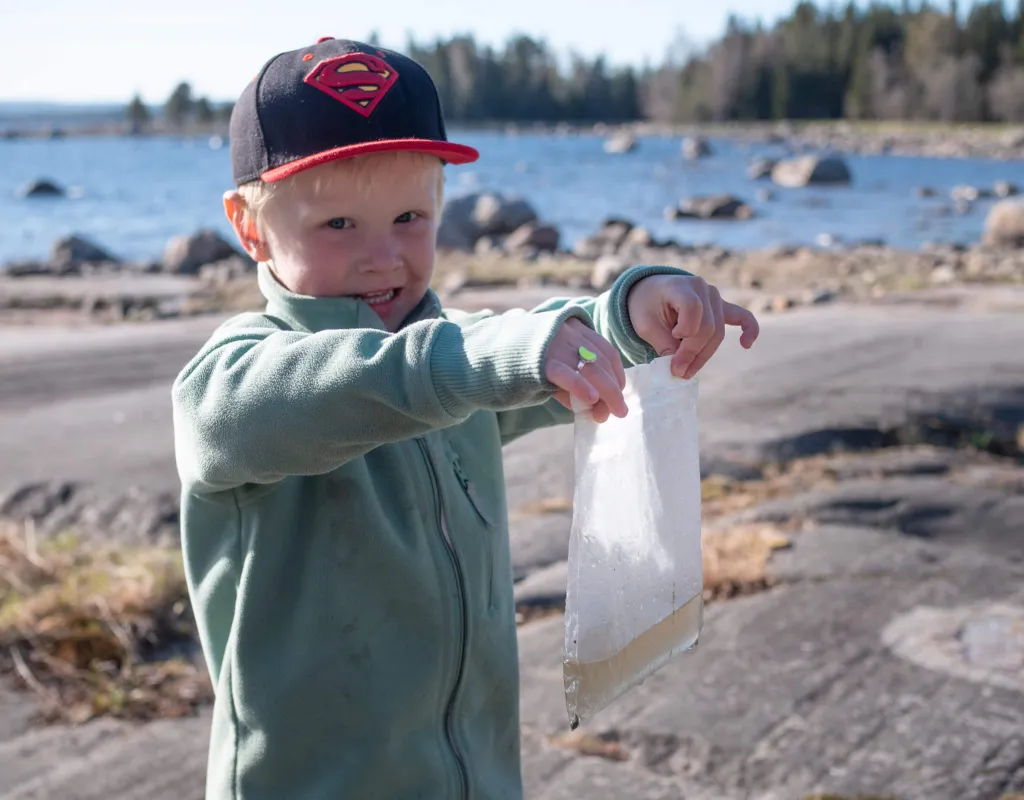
[261, 139, 479, 182]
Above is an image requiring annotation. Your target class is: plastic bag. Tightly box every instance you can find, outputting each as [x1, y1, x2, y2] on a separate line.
[564, 356, 703, 729]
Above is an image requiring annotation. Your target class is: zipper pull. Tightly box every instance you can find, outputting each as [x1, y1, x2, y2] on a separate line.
[452, 456, 469, 489]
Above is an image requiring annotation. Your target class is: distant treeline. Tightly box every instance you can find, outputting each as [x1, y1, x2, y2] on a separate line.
[129, 2, 1024, 130]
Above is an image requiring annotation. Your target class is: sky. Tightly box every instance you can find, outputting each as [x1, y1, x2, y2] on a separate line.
[1, 0, 810, 104]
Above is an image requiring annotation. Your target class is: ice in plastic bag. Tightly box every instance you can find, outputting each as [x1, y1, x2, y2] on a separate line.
[564, 356, 703, 729]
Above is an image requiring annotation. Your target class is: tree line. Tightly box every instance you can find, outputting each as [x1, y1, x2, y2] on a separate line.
[127, 2, 1024, 130]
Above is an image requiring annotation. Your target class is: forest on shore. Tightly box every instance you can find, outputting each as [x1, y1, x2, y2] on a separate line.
[131, 1, 1024, 130]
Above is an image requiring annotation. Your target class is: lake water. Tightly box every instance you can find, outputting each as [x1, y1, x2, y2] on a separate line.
[2, 130, 1023, 265]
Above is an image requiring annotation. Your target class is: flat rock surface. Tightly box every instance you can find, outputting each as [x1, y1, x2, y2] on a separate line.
[1, 292, 1023, 799]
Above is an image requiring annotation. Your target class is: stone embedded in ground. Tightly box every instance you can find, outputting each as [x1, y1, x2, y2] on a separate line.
[882, 603, 1024, 694]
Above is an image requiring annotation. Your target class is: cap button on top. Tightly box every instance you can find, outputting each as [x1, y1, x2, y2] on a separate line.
[316, 36, 334, 43]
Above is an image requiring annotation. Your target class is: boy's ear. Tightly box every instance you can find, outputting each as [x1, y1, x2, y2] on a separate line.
[223, 191, 271, 263]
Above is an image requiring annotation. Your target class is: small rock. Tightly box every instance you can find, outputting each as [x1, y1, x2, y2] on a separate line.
[802, 288, 837, 305]
[474, 235, 503, 255]
[571, 237, 603, 260]
[951, 185, 990, 203]
[747, 158, 778, 180]
[771, 155, 852, 188]
[915, 186, 937, 198]
[590, 255, 629, 291]
[162, 229, 243, 275]
[682, 136, 712, 160]
[3, 261, 51, 277]
[603, 131, 637, 154]
[18, 178, 65, 198]
[673, 194, 753, 221]
[503, 222, 559, 253]
[994, 181, 1019, 198]
[198, 255, 256, 285]
[816, 233, 839, 248]
[590, 218, 634, 251]
[624, 226, 653, 248]
[930, 264, 957, 285]
[50, 234, 118, 273]
[771, 294, 794, 312]
[441, 271, 469, 295]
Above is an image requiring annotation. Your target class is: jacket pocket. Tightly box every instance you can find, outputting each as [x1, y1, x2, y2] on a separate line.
[446, 443, 494, 529]
[444, 440, 501, 612]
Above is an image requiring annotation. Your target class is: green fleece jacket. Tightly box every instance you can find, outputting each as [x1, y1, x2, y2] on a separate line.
[172, 262, 686, 800]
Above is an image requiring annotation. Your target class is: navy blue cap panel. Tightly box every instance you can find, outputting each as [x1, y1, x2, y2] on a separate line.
[229, 39, 478, 186]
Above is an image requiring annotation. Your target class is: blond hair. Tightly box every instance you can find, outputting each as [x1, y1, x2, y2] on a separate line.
[238, 150, 446, 231]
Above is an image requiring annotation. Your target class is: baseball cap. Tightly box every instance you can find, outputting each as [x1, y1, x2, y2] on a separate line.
[230, 37, 479, 186]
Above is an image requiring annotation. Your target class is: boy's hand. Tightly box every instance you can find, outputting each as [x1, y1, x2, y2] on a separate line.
[627, 274, 760, 379]
[546, 318, 627, 423]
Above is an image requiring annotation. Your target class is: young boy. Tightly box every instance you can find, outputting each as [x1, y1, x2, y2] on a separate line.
[172, 37, 758, 800]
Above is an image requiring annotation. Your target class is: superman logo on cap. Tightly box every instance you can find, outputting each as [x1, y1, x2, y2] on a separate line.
[304, 53, 398, 118]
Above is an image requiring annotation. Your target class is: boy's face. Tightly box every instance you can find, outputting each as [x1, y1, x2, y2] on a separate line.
[228, 155, 442, 332]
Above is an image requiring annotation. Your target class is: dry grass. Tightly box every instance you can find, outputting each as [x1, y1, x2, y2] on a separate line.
[701, 524, 792, 601]
[0, 520, 211, 724]
[548, 729, 629, 761]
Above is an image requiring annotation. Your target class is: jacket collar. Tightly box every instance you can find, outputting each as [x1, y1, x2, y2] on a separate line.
[257, 262, 442, 333]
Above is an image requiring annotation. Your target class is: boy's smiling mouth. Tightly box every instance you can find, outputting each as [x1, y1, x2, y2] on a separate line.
[359, 289, 398, 306]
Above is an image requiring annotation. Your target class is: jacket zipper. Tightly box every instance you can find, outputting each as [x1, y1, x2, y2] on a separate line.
[417, 438, 470, 799]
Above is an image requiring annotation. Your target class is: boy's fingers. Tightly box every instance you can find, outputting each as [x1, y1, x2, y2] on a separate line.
[553, 390, 573, 410]
[723, 302, 760, 349]
[580, 327, 626, 388]
[668, 280, 706, 340]
[547, 362, 598, 406]
[589, 400, 611, 424]
[582, 361, 628, 418]
[681, 287, 726, 379]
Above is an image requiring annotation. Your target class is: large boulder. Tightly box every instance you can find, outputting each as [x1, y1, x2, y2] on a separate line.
[50, 235, 118, 273]
[436, 193, 539, 251]
[771, 155, 852, 188]
[163, 229, 243, 275]
[682, 136, 712, 160]
[983, 199, 1024, 248]
[19, 178, 65, 198]
[471, 194, 538, 236]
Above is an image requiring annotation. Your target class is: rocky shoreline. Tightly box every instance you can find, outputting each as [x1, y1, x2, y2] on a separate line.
[8, 118, 1024, 161]
[3, 217, 1023, 326]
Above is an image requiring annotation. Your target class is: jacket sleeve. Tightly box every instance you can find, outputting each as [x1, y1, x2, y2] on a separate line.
[172, 305, 593, 494]
[490, 264, 693, 444]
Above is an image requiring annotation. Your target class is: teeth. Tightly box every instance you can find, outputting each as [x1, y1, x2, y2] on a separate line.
[362, 289, 395, 305]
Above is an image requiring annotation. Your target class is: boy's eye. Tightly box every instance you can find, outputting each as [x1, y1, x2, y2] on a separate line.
[326, 218, 351, 230]
[395, 211, 419, 224]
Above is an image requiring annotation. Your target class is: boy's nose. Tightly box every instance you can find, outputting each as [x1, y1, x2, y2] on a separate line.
[360, 236, 401, 273]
